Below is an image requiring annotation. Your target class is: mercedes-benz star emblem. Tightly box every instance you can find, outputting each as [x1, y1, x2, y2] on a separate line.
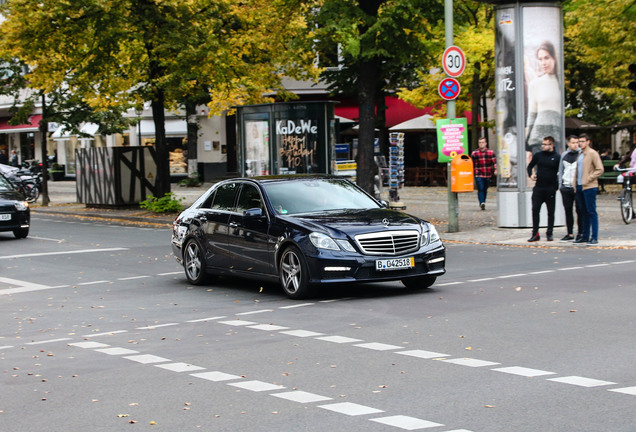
[382, 218, 390, 226]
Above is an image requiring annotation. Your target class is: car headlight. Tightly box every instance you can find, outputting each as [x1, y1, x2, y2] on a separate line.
[309, 232, 340, 251]
[427, 225, 441, 244]
[421, 224, 441, 246]
[14, 201, 28, 211]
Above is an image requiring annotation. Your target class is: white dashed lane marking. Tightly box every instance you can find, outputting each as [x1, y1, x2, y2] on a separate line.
[191, 371, 242, 382]
[396, 350, 450, 359]
[95, 347, 139, 356]
[492, 366, 556, 377]
[155, 362, 206, 373]
[318, 402, 384, 416]
[271, 391, 332, 403]
[279, 330, 324, 337]
[370, 415, 443, 430]
[26, 338, 72, 345]
[609, 387, 636, 396]
[442, 358, 500, 368]
[228, 380, 286, 392]
[124, 354, 171, 364]
[315, 335, 363, 343]
[547, 376, 617, 387]
[354, 342, 403, 351]
[248, 324, 289, 331]
[218, 320, 257, 326]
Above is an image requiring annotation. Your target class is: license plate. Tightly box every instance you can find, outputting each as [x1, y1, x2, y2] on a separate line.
[0, 214, 11, 221]
[376, 257, 414, 271]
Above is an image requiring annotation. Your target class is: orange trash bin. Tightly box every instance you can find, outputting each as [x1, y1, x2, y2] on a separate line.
[450, 154, 474, 192]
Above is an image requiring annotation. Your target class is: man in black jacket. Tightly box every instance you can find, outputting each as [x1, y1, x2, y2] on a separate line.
[527, 136, 560, 242]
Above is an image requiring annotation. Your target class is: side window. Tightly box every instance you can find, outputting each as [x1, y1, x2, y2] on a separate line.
[211, 183, 238, 211]
[235, 184, 263, 213]
[200, 190, 216, 209]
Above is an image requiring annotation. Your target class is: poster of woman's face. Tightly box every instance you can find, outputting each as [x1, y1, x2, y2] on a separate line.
[523, 7, 564, 156]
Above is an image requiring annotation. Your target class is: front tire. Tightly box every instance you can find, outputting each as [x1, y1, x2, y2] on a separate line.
[13, 228, 29, 239]
[402, 275, 436, 289]
[279, 246, 312, 299]
[183, 239, 209, 284]
[620, 189, 633, 224]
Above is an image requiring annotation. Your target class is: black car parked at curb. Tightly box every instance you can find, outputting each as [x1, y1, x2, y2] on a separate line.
[171, 175, 445, 299]
[0, 173, 30, 239]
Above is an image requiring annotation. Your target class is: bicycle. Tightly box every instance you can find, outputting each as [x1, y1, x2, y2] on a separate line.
[615, 167, 636, 224]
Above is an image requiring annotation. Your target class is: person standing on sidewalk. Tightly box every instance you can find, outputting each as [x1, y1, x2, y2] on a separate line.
[470, 137, 497, 210]
[574, 133, 604, 245]
[558, 135, 582, 241]
[527, 136, 560, 242]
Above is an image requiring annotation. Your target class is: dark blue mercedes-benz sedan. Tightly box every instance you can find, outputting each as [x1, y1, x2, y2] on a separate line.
[172, 176, 445, 299]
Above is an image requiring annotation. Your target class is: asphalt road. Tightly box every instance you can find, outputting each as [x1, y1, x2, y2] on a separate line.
[1, 215, 635, 431]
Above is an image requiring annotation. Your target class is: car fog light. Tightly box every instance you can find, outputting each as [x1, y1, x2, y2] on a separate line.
[428, 257, 444, 264]
[324, 266, 351, 272]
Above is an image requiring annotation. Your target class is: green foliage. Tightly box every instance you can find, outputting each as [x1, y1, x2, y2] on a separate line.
[398, 1, 495, 122]
[178, 174, 202, 188]
[139, 193, 185, 214]
[563, 0, 636, 125]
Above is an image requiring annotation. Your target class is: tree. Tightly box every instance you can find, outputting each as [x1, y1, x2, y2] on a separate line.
[563, 0, 636, 125]
[0, 0, 317, 197]
[308, 0, 444, 194]
[398, 0, 495, 150]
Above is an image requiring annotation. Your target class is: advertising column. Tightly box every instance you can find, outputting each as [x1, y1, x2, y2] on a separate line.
[494, 2, 565, 228]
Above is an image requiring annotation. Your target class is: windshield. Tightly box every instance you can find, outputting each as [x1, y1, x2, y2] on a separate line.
[263, 178, 380, 215]
[0, 174, 16, 192]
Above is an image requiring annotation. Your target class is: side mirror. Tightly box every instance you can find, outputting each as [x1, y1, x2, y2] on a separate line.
[243, 208, 263, 218]
[379, 200, 389, 208]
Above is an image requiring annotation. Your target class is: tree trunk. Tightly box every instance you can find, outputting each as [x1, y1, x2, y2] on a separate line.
[356, 59, 379, 195]
[39, 92, 50, 206]
[185, 100, 199, 179]
[471, 62, 481, 150]
[151, 91, 170, 197]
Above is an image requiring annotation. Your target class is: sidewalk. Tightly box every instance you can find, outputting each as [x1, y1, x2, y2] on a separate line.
[32, 180, 636, 248]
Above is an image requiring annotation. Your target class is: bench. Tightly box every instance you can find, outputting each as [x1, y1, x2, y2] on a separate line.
[599, 160, 619, 191]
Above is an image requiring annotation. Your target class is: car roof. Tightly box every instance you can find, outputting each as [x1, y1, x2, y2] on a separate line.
[227, 174, 345, 184]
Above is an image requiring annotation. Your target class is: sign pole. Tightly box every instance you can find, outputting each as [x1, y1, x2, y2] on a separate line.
[445, 0, 459, 233]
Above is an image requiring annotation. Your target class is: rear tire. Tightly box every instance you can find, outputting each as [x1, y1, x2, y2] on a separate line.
[279, 246, 312, 299]
[13, 228, 29, 239]
[402, 275, 436, 289]
[620, 189, 633, 224]
[183, 239, 209, 284]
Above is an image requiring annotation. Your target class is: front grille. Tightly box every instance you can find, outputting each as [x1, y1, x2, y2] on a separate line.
[355, 230, 420, 255]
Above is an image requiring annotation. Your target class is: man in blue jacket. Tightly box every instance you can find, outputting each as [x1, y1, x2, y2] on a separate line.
[527, 136, 560, 242]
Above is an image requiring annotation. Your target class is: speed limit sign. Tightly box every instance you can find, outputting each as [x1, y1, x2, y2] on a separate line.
[442, 46, 466, 78]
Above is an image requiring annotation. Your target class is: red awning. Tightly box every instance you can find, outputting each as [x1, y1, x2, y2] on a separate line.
[0, 115, 43, 133]
[335, 96, 472, 128]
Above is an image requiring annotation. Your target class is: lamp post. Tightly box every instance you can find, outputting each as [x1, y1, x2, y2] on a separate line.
[135, 108, 143, 147]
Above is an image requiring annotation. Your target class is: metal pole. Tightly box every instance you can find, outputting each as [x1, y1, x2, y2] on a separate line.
[136, 109, 142, 147]
[445, 0, 459, 233]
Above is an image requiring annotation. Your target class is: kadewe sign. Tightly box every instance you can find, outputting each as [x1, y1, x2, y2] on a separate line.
[436, 118, 469, 163]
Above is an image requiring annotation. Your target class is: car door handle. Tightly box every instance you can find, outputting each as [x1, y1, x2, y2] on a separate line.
[229, 222, 238, 228]
[199, 215, 207, 223]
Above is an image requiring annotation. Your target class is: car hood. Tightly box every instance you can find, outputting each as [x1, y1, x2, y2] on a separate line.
[290, 208, 425, 237]
[0, 190, 25, 202]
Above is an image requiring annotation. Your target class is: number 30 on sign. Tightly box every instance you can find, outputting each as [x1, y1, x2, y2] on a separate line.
[442, 46, 465, 78]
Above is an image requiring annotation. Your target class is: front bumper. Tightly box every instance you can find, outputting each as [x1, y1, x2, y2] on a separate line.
[303, 243, 446, 284]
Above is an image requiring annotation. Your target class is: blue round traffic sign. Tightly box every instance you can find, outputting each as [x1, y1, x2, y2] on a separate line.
[438, 78, 461, 100]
